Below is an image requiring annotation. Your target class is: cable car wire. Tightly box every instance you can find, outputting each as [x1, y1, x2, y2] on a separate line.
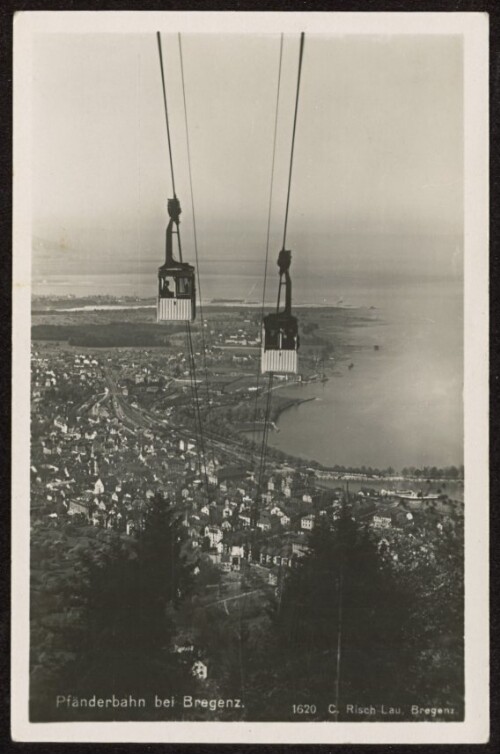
[178, 33, 216, 468]
[255, 33, 305, 519]
[282, 32, 305, 251]
[157, 32, 177, 198]
[156, 31, 210, 496]
[251, 35, 284, 472]
[186, 321, 211, 494]
[256, 373, 274, 503]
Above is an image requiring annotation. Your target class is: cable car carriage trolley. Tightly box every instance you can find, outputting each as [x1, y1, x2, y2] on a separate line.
[261, 248, 299, 374]
[157, 196, 196, 322]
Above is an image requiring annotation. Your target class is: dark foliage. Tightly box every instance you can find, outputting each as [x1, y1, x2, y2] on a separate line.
[30, 496, 195, 721]
[242, 512, 413, 720]
[32, 323, 172, 347]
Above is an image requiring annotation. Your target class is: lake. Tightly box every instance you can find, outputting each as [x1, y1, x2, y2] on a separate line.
[266, 276, 463, 470]
[33, 264, 463, 471]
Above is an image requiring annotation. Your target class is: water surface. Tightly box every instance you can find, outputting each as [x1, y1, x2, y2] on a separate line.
[33, 265, 463, 471]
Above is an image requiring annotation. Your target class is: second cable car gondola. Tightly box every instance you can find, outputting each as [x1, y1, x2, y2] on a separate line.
[261, 248, 299, 374]
[157, 196, 196, 322]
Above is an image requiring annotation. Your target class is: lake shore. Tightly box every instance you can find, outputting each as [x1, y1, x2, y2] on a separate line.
[32, 275, 463, 472]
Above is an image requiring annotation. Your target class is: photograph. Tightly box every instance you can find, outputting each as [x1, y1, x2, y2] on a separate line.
[12, 10, 489, 744]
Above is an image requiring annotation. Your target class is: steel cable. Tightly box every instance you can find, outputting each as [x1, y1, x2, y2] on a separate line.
[255, 33, 305, 519]
[157, 32, 177, 197]
[251, 34, 284, 472]
[282, 32, 305, 251]
[156, 31, 209, 497]
[178, 33, 216, 468]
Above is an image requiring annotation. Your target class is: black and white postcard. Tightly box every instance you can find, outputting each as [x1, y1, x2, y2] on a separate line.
[12, 10, 489, 744]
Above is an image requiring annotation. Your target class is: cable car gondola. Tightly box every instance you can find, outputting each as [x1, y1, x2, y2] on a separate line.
[260, 33, 305, 376]
[261, 248, 299, 374]
[157, 196, 196, 322]
[155, 32, 196, 323]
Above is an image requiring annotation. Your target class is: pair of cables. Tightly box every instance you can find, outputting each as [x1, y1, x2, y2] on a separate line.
[253, 32, 305, 511]
[157, 32, 214, 497]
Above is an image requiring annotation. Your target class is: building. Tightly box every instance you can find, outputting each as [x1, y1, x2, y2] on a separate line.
[191, 661, 208, 680]
[301, 514, 315, 530]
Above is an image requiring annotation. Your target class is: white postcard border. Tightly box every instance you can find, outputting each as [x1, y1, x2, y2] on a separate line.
[12, 10, 489, 744]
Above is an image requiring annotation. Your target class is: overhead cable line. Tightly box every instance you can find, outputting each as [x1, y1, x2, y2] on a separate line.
[186, 320, 211, 494]
[251, 34, 284, 472]
[282, 31, 305, 250]
[256, 373, 274, 505]
[157, 32, 177, 198]
[255, 33, 306, 518]
[178, 32, 216, 468]
[156, 31, 210, 497]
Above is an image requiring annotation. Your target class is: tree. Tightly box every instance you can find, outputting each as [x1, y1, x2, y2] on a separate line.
[30, 496, 195, 721]
[399, 522, 464, 714]
[136, 493, 194, 606]
[242, 511, 412, 720]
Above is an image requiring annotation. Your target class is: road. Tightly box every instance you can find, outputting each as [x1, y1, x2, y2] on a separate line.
[202, 588, 265, 611]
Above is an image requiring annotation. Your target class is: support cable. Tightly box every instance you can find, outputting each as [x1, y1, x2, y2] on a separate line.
[178, 33, 216, 468]
[282, 32, 305, 250]
[157, 32, 177, 197]
[251, 35, 284, 471]
[256, 373, 274, 508]
[183, 324, 203, 477]
[156, 31, 210, 496]
[186, 321, 211, 498]
[255, 33, 305, 517]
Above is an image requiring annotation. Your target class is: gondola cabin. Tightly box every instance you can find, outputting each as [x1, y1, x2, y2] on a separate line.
[261, 312, 299, 374]
[157, 263, 196, 322]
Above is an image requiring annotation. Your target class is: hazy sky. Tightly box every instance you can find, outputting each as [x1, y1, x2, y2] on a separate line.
[32, 32, 463, 278]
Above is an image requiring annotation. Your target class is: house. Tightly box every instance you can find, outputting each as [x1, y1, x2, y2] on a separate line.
[372, 513, 392, 529]
[54, 416, 68, 434]
[279, 511, 291, 526]
[68, 499, 91, 519]
[238, 513, 251, 527]
[93, 477, 104, 495]
[268, 567, 280, 586]
[230, 555, 241, 572]
[207, 547, 222, 564]
[191, 660, 208, 680]
[292, 541, 309, 557]
[257, 518, 271, 532]
[301, 514, 315, 531]
[204, 525, 223, 548]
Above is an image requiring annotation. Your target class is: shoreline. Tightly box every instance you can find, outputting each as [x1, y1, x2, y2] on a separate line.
[31, 300, 364, 313]
[31, 291, 462, 477]
[237, 395, 317, 435]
